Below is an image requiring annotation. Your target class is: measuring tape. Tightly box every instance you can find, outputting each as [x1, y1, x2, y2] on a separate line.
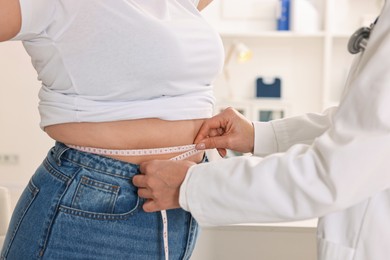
[67, 143, 202, 260]
[66, 144, 199, 160]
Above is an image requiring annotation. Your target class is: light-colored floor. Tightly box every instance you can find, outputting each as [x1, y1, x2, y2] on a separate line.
[191, 226, 317, 260]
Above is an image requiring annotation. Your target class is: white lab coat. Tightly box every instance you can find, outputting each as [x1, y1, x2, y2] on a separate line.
[179, 2, 390, 260]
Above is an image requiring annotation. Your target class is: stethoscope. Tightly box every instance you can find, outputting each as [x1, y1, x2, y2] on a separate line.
[348, 17, 379, 54]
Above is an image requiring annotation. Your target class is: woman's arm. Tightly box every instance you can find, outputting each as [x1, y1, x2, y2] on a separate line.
[0, 0, 21, 41]
[198, 0, 214, 11]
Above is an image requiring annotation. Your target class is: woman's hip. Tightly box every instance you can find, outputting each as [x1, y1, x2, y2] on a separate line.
[1, 143, 199, 259]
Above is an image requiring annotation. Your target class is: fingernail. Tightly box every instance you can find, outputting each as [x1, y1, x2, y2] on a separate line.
[196, 143, 205, 150]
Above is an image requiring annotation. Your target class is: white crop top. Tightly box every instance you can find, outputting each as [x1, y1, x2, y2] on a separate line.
[13, 0, 224, 129]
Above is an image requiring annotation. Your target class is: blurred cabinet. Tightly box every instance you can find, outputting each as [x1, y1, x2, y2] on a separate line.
[203, 0, 384, 120]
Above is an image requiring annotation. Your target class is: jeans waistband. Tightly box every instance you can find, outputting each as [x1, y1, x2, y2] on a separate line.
[50, 142, 140, 180]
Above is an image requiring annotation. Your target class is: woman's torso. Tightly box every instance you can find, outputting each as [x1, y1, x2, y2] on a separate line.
[14, 0, 224, 163]
[45, 118, 206, 163]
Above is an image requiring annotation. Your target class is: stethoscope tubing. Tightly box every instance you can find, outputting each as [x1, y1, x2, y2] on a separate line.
[348, 17, 379, 54]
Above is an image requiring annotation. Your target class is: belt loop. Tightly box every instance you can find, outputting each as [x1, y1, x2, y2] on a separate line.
[54, 142, 70, 166]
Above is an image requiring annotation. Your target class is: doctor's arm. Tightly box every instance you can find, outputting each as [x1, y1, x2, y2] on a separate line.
[178, 8, 390, 226]
[134, 106, 337, 213]
[195, 106, 337, 157]
[136, 6, 390, 225]
[0, 0, 21, 41]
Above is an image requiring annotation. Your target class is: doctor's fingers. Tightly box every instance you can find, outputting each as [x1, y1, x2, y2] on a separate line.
[196, 135, 233, 151]
[132, 174, 147, 188]
[196, 129, 253, 154]
[137, 187, 152, 199]
[139, 159, 166, 176]
[134, 177, 165, 201]
[194, 115, 231, 143]
[142, 200, 159, 212]
[143, 199, 168, 212]
[142, 196, 181, 212]
[195, 107, 248, 144]
[207, 128, 225, 138]
[133, 173, 162, 191]
[136, 187, 177, 212]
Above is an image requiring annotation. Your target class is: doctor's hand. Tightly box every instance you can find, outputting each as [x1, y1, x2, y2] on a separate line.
[132, 160, 196, 212]
[195, 107, 254, 157]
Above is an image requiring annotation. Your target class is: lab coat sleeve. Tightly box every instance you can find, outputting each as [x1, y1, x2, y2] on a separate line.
[179, 4, 390, 227]
[253, 107, 337, 156]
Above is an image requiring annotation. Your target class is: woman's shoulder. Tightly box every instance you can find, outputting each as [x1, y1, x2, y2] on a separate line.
[0, 0, 22, 41]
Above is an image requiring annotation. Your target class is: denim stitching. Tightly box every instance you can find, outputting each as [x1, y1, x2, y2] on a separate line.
[43, 159, 71, 183]
[62, 157, 134, 180]
[182, 216, 199, 260]
[53, 143, 138, 180]
[1, 180, 39, 259]
[71, 176, 120, 214]
[37, 167, 80, 258]
[80, 176, 121, 192]
[58, 197, 140, 221]
[54, 144, 71, 166]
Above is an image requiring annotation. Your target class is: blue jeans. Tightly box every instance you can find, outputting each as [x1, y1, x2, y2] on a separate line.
[1, 142, 199, 259]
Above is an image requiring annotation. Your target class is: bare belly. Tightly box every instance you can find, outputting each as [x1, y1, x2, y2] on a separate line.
[45, 118, 206, 164]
